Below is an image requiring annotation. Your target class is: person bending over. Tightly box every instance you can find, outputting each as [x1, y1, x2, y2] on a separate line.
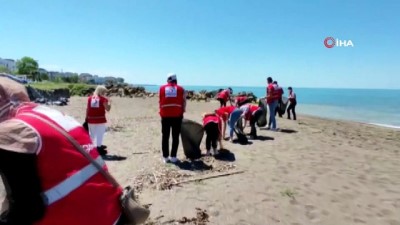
[214, 105, 236, 140]
[202, 113, 224, 156]
[216, 87, 233, 107]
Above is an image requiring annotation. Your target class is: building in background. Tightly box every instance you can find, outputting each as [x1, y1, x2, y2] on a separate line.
[0, 58, 17, 72]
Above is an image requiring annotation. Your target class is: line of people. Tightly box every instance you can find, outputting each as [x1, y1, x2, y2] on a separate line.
[158, 74, 298, 161]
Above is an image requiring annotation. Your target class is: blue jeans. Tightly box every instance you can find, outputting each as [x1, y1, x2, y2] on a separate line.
[228, 108, 243, 138]
[268, 100, 278, 129]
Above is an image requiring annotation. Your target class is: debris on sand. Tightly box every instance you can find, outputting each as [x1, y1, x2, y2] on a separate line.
[132, 167, 193, 192]
[132, 157, 237, 193]
[145, 208, 210, 225]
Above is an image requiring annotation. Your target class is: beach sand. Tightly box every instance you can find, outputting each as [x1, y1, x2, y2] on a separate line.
[1, 97, 400, 225]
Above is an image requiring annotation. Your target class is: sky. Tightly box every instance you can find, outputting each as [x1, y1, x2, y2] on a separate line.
[0, 0, 399, 89]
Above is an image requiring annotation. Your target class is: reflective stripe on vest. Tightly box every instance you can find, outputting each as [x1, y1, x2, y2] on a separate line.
[87, 116, 106, 119]
[160, 104, 182, 108]
[43, 156, 105, 206]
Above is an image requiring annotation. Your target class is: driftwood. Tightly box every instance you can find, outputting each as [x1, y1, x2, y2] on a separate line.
[173, 170, 245, 186]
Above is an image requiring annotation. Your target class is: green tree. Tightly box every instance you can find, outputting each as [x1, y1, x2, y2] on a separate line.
[0, 66, 12, 74]
[16, 57, 39, 80]
[70, 75, 79, 83]
[39, 73, 49, 81]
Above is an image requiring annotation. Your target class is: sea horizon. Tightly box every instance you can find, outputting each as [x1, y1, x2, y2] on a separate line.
[139, 85, 400, 129]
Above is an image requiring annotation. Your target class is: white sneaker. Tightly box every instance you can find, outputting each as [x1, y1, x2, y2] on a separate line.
[169, 157, 178, 163]
[206, 150, 211, 156]
[162, 157, 170, 163]
[212, 148, 218, 155]
[271, 128, 279, 132]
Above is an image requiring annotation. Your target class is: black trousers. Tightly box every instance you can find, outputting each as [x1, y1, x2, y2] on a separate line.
[217, 98, 226, 107]
[250, 110, 263, 137]
[287, 102, 297, 120]
[204, 123, 219, 150]
[161, 117, 183, 158]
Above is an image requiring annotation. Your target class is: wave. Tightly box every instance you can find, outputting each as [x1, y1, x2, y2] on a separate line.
[368, 123, 400, 129]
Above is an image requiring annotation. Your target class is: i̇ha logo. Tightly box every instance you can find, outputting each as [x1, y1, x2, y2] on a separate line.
[324, 37, 354, 48]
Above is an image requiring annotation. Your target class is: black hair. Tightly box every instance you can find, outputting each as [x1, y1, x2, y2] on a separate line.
[288, 86, 293, 90]
[273, 81, 278, 84]
[267, 77, 273, 83]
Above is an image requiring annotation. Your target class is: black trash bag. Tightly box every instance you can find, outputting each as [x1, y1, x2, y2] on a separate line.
[234, 118, 248, 144]
[277, 96, 289, 116]
[257, 98, 268, 127]
[82, 118, 89, 132]
[181, 119, 204, 160]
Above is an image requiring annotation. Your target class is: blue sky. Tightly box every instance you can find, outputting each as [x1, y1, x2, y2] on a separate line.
[1, 0, 399, 89]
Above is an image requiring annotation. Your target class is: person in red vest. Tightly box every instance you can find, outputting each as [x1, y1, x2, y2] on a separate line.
[216, 87, 233, 107]
[202, 113, 224, 156]
[266, 77, 279, 131]
[214, 105, 236, 140]
[273, 81, 284, 117]
[0, 77, 124, 225]
[159, 73, 186, 163]
[86, 85, 111, 156]
[235, 93, 249, 107]
[241, 103, 263, 139]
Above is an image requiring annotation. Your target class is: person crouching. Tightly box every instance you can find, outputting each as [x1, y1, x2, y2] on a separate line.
[202, 113, 224, 156]
[246, 104, 264, 139]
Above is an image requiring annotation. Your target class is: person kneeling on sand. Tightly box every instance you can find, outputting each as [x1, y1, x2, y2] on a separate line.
[0, 77, 128, 225]
[214, 105, 236, 140]
[202, 113, 224, 156]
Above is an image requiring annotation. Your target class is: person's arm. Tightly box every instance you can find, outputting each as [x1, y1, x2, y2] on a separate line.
[0, 151, 45, 225]
[182, 88, 187, 113]
[222, 120, 226, 140]
[218, 121, 224, 149]
[103, 97, 111, 112]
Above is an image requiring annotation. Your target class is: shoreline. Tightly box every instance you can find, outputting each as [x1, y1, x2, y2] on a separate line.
[295, 113, 400, 130]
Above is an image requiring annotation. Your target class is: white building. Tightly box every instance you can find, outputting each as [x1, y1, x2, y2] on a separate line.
[0, 58, 17, 72]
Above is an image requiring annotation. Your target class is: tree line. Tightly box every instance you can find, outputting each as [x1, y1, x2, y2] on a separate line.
[0, 56, 124, 84]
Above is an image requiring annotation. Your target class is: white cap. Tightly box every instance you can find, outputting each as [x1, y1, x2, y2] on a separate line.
[167, 73, 177, 82]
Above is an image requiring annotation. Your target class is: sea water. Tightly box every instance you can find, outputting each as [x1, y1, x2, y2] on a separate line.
[142, 85, 400, 129]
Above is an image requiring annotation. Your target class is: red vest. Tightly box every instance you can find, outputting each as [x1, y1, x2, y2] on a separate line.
[246, 105, 261, 120]
[13, 104, 122, 225]
[266, 84, 279, 103]
[235, 96, 248, 106]
[217, 90, 230, 101]
[215, 106, 236, 122]
[159, 83, 185, 117]
[86, 95, 108, 124]
[203, 115, 222, 134]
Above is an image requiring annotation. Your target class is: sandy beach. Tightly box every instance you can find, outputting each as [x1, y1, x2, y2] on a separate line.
[1, 96, 400, 225]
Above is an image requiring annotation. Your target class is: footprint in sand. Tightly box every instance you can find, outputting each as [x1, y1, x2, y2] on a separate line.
[342, 185, 350, 190]
[321, 210, 330, 216]
[305, 205, 316, 211]
[386, 220, 400, 225]
[353, 218, 367, 224]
